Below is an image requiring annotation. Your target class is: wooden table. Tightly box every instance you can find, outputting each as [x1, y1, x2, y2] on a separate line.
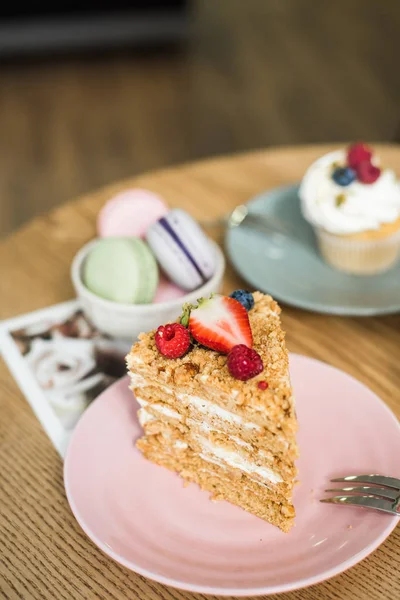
[1, 145, 399, 600]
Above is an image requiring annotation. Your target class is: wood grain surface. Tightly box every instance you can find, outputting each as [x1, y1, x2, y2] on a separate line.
[1, 144, 400, 599]
[2, 0, 400, 237]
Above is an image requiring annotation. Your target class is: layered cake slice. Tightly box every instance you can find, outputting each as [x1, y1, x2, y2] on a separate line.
[126, 291, 298, 532]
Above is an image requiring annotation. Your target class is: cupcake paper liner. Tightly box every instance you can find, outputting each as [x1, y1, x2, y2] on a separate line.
[315, 227, 400, 275]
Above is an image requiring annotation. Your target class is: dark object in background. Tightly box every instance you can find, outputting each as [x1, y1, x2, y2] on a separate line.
[0, 1, 189, 56]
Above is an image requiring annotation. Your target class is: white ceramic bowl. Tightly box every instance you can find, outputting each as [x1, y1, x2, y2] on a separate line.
[71, 239, 225, 340]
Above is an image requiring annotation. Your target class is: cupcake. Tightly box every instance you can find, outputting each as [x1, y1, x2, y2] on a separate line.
[299, 143, 400, 275]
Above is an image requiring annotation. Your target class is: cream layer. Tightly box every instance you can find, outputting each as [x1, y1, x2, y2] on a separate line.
[130, 372, 261, 431]
[137, 405, 282, 486]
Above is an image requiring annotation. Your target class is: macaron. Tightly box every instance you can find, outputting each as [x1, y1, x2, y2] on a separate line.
[153, 275, 186, 303]
[97, 189, 168, 238]
[146, 209, 216, 291]
[83, 237, 158, 304]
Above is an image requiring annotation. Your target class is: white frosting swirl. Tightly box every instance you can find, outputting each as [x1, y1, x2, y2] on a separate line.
[299, 150, 400, 234]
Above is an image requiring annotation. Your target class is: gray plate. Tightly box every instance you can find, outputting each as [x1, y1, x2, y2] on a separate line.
[225, 184, 400, 316]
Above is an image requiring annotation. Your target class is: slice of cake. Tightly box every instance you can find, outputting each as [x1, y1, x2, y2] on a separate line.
[126, 291, 298, 532]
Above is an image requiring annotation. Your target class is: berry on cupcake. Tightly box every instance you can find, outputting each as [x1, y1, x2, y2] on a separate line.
[299, 143, 400, 275]
[332, 166, 356, 187]
[331, 143, 381, 187]
[347, 143, 372, 169]
[356, 160, 381, 184]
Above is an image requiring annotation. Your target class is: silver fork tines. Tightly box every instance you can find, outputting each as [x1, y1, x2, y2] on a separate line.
[331, 474, 400, 489]
[325, 486, 399, 501]
[321, 474, 400, 516]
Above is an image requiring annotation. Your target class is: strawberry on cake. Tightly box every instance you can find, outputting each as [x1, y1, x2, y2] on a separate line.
[126, 290, 298, 532]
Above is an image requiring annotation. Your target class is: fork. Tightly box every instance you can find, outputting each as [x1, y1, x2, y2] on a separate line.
[321, 474, 400, 516]
[201, 204, 294, 239]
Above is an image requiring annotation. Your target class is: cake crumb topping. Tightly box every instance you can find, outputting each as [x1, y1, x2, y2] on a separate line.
[127, 291, 293, 416]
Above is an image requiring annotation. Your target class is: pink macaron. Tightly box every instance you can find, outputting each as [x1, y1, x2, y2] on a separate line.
[97, 189, 168, 238]
[153, 275, 186, 303]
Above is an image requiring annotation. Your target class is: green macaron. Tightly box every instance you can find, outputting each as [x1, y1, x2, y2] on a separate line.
[83, 237, 158, 304]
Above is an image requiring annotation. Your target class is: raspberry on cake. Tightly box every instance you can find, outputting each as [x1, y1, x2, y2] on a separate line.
[126, 291, 298, 532]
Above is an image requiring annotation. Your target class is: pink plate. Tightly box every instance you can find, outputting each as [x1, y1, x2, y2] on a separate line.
[64, 354, 400, 596]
